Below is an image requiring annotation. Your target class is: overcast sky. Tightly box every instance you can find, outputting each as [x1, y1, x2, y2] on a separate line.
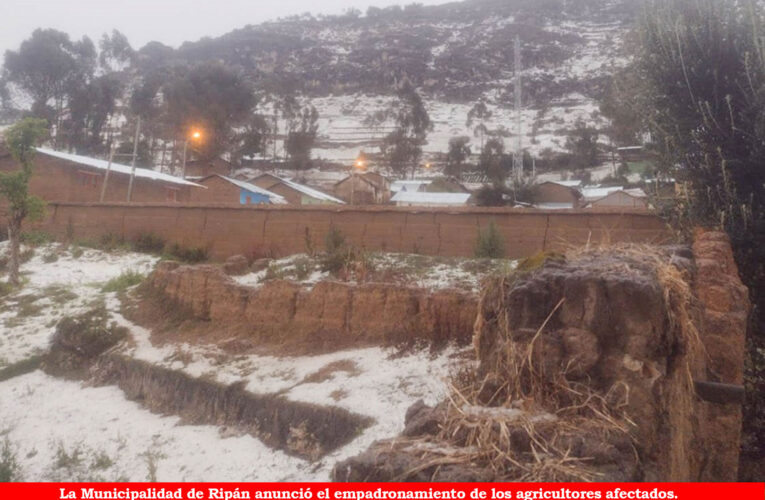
[1, 0, 450, 58]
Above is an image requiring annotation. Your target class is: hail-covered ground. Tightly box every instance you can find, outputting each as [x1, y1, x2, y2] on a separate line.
[0, 242, 488, 481]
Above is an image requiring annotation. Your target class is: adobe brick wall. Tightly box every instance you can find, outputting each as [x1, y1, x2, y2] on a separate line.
[34, 202, 673, 260]
[691, 229, 750, 481]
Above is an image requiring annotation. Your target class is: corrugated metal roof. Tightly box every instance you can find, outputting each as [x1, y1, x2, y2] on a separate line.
[390, 180, 432, 193]
[211, 175, 287, 204]
[581, 186, 623, 201]
[267, 174, 345, 204]
[391, 191, 471, 205]
[36, 148, 202, 187]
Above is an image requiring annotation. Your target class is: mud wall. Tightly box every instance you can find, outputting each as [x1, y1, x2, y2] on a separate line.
[93, 355, 371, 460]
[36, 202, 671, 260]
[147, 262, 479, 349]
[691, 230, 750, 480]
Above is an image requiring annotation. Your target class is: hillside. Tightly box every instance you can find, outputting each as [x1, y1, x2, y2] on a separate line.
[132, 0, 637, 162]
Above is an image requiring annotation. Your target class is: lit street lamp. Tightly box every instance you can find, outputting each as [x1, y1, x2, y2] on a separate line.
[350, 152, 367, 205]
[181, 128, 203, 179]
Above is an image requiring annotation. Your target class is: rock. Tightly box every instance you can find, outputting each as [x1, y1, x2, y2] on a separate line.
[402, 400, 444, 437]
[223, 255, 249, 276]
[250, 258, 272, 273]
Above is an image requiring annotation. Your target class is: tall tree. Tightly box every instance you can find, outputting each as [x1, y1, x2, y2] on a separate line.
[445, 136, 471, 179]
[634, 0, 765, 473]
[284, 104, 319, 170]
[479, 137, 511, 187]
[2, 29, 95, 143]
[162, 62, 256, 161]
[381, 80, 432, 178]
[1, 118, 48, 285]
[564, 119, 600, 173]
[467, 99, 493, 154]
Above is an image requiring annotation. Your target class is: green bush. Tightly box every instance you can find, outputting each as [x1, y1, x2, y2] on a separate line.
[70, 246, 84, 259]
[99, 233, 127, 252]
[166, 244, 208, 263]
[42, 252, 59, 264]
[321, 226, 352, 274]
[132, 233, 166, 254]
[0, 437, 21, 482]
[102, 271, 144, 293]
[20, 231, 52, 247]
[474, 222, 506, 259]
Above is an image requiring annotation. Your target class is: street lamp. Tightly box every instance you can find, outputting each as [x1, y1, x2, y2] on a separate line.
[181, 128, 203, 179]
[350, 152, 367, 205]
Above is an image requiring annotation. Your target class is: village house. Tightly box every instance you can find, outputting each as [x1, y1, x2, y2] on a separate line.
[533, 181, 584, 209]
[589, 188, 649, 209]
[250, 173, 344, 205]
[190, 174, 287, 205]
[0, 147, 202, 203]
[333, 171, 391, 205]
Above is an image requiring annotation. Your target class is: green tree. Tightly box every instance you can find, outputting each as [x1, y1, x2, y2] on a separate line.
[634, 0, 765, 472]
[162, 62, 256, 161]
[445, 136, 471, 179]
[285, 105, 319, 170]
[564, 119, 600, 174]
[479, 137, 511, 187]
[466, 99, 493, 154]
[2, 29, 95, 143]
[381, 80, 432, 178]
[1, 118, 48, 285]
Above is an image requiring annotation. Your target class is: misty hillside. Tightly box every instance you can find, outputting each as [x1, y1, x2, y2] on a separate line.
[121, 0, 637, 161]
[141, 0, 635, 104]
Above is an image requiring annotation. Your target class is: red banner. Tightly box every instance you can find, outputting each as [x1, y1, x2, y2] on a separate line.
[0, 483, 762, 500]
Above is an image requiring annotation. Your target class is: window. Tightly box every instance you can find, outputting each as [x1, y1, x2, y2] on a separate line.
[77, 170, 101, 188]
[165, 187, 180, 202]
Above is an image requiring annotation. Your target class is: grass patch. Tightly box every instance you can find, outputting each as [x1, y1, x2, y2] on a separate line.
[165, 244, 208, 264]
[0, 437, 21, 482]
[0, 355, 44, 382]
[20, 231, 52, 247]
[42, 285, 78, 305]
[102, 271, 144, 293]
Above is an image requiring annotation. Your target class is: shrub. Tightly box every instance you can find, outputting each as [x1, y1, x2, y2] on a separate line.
[474, 222, 505, 259]
[293, 256, 313, 281]
[42, 252, 59, 264]
[0, 437, 21, 482]
[102, 271, 144, 293]
[321, 226, 352, 274]
[99, 233, 126, 252]
[166, 244, 208, 264]
[20, 231, 51, 247]
[132, 233, 165, 254]
[70, 246, 84, 259]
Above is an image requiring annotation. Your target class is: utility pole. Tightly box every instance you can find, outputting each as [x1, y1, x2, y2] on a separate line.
[126, 117, 141, 202]
[100, 143, 117, 202]
[512, 35, 523, 183]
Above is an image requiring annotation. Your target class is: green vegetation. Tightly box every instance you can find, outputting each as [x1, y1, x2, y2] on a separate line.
[133, 233, 166, 254]
[0, 355, 44, 382]
[474, 222, 506, 259]
[102, 271, 144, 293]
[0, 437, 21, 482]
[20, 231, 52, 247]
[1, 118, 48, 285]
[165, 243, 208, 264]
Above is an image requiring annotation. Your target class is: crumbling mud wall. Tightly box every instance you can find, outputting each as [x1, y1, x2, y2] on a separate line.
[92, 355, 373, 460]
[333, 231, 748, 482]
[142, 261, 478, 351]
